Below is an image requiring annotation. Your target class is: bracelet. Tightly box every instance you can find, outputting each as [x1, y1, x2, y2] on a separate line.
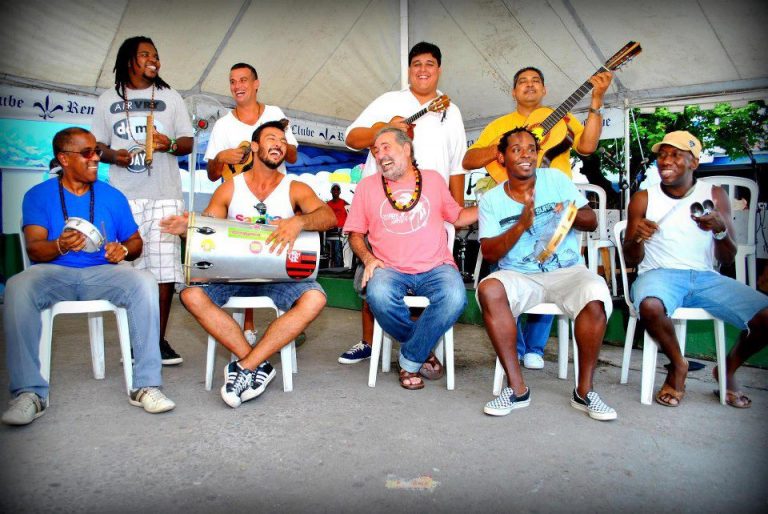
[120, 244, 129, 257]
[713, 229, 728, 240]
[55, 237, 69, 256]
[588, 106, 604, 116]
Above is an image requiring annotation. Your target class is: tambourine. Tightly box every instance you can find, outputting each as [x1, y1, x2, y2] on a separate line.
[535, 201, 578, 262]
[63, 217, 105, 253]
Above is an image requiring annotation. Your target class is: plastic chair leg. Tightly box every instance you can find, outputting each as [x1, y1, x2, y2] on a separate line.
[280, 342, 294, 392]
[492, 357, 504, 396]
[445, 329, 454, 390]
[114, 308, 133, 394]
[714, 320, 727, 405]
[640, 331, 659, 405]
[571, 320, 579, 386]
[620, 316, 637, 384]
[88, 313, 106, 380]
[368, 320, 383, 387]
[205, 336, 217, 391]
[382, 333, 393, 372]
[557, 315, 569, 380]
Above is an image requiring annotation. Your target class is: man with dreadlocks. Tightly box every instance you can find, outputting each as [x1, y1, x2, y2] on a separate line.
[344, 128, 476, 390]
[92, 36, 194, 365]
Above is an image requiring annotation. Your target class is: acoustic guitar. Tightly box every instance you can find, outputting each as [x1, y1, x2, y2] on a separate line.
[221, 141, 254, 181]
[485, 41, 642, 183]
[370, 94, 451, 143]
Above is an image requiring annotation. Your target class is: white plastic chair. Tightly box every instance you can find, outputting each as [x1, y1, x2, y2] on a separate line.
[577, 183, 617, 296]
[368, 222, 456, 390]
[18, 225, 134, 401]
[471, 237, 577, 393]
[205, 297, 297, 392]
[613, 220, 726, 405]
[700, 176, 758, 289]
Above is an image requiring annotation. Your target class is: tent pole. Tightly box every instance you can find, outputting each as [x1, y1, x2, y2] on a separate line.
[400, 0, 408, 89]
[623, 99, 630, 219]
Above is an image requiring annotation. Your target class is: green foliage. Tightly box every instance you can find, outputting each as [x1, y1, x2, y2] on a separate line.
[595, 100, 768, 175]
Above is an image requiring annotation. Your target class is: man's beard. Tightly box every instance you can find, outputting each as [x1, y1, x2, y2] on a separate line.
[258, 147, 285, 169]
[380, 161, 407, 181]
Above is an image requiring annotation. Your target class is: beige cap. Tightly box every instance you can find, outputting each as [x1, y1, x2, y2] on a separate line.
[651, 131, 702, 159]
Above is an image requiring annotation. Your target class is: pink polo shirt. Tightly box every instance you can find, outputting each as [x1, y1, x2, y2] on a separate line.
[344, 168, 461, 274]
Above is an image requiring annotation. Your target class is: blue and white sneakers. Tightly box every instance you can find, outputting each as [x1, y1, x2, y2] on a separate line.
[484, 386, 531, 416]
[221, 361, 276, 408]
[338, 341, 372, 364]
[571, 389, 618, 421]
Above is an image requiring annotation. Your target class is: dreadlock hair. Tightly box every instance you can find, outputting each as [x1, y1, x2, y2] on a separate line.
[113, 36, 171, 100]
[497, 127, 541, 154]
[374, 127, 419, 169]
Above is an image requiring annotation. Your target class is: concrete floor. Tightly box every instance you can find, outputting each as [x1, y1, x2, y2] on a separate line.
[0, 299, 766, 513]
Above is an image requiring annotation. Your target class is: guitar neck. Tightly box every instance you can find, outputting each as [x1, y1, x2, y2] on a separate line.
[404, 107, 429, 125]
[539, 66, 608, 134]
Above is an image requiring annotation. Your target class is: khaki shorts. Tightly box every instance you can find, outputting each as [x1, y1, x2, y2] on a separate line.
[128, 198, 184, 284]
[477, 264, 612, 320]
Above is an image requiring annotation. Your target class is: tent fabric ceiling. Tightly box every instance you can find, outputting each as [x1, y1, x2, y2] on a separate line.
[1, 0, 766, 129]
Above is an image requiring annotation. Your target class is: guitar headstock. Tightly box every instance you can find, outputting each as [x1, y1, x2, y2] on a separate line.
[428, 94, 451, 113]
[604, 41, 642, 71]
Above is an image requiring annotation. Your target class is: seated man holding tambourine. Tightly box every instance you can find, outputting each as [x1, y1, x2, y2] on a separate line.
[476, 127, 616, 421]
[3, 127, 175, 426]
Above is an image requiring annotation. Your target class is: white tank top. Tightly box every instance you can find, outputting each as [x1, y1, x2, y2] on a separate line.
[227, 172, 296, 224]
[638, 180, 715, 274]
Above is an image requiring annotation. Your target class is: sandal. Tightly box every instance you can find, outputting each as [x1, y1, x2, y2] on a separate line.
[714, 389, 752, 409]
[419, 352, 444, 380]
[712, 366, 752, 408]
[656, 383, 685, 407]
[399, 369, 425, 390]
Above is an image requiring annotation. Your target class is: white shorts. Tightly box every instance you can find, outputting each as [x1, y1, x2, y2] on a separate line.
[478, 264, 613, 320]
[128, 198, 184, 284]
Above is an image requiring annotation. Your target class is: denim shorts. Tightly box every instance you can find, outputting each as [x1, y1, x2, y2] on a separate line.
[194, 280, 325, 312]
[631, 268, 768, 330]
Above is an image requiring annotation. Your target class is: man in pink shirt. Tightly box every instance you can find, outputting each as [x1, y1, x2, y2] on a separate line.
[344, 128, 477, 389]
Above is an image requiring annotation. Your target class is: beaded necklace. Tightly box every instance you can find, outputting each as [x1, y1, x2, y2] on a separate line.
[381, 167, 422, 212]
[58, 177, 95, 223]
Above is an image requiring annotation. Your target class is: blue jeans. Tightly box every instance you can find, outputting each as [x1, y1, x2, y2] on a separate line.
[517, 314, 555, 358]
[4, 264, 162, 399]
[632, 268, 768, 330]
[366, 264, 467, 373]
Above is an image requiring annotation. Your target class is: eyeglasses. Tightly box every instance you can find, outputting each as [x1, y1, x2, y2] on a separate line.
[60, 148, 102, 159]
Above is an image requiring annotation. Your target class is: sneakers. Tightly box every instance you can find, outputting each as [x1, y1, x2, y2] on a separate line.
[484, 386, 531, 416]
[523, 353, 545, 369]
[244, 329, 258, 346]
[160, 339, 183, 366]
[129, 387, 176, 414]
[220, 360, 276, 408]
[570, 389, 617, 421]
[338, 341, 372, 364]
[2, 392, 47, 426]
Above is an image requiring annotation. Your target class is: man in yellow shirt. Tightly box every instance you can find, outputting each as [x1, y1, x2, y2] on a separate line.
[462, 66, 611, 369]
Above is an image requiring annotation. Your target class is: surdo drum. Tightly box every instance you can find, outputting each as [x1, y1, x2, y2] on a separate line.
[184, 213, 320, 285]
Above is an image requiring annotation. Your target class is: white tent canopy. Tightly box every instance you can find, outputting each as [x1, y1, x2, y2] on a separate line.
[1, 0, 767, 129]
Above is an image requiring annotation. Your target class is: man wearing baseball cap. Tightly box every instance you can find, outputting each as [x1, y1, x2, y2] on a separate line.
[623, 130, 768, 408]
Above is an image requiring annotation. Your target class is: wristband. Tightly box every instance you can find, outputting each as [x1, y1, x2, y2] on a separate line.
[713, 229, 728, 240]
[120, 244, 129, 257]
[167, 138, 178, 154]
[55, 237, 69, 255]
[588, 106, 604, 116]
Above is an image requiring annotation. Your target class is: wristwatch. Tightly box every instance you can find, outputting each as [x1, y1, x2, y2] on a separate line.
[588, 106, 605, 116]
[168, 138, 178, 154]
[713, 229, 728, 240]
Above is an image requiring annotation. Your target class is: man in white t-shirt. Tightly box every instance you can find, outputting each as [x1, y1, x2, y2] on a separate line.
[204, 63, 298, 180]
[338, 42, 468, 366]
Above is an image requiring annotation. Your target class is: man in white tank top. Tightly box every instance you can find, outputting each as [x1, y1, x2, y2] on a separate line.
[624, 131, 768, 408]
[160, 121, 337, 409]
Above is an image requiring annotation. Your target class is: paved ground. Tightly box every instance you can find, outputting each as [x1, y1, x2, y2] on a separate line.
[0, 300, 766, 513]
